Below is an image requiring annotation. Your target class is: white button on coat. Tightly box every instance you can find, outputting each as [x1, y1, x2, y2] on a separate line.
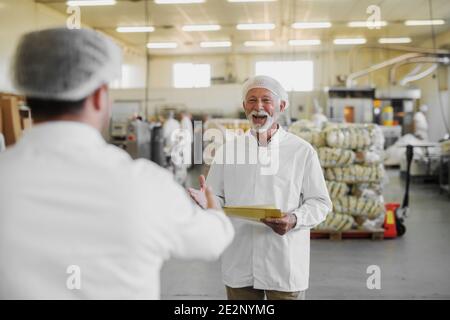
[206, 127, 332, 292]
[0, 121, 234, 299]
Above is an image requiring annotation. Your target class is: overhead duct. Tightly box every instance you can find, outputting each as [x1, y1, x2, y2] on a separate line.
[389, 56, 450, 85]
[345, 53, 424, 88]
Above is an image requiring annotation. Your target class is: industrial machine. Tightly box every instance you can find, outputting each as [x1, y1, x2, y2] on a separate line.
[375, 87, 420, 135]
[327, 87, 375, 123]
[109, 119, 152, 160]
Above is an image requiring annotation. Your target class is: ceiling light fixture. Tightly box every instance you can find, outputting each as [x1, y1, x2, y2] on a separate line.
[228, 0, 276, 2]
[155, 0, 205, 4]
[116, 26, 155, 33]
[291, 22, 332, 29]
[66, 0, 116, 6]
[237, 23, 276, 30]
[147, 42, 178, 49]
[333, 38, 367, 45]
[288, 39, 321, 46]
[348, 21, 387, 28]
[200, 41, 232, 48]
[378, 37, 412, 44]
[404, 19, 445, 26]
[244, 40, 274, 47]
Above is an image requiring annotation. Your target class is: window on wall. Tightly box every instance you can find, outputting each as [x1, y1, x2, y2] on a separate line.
[173, 63, 211, 88]
[255, 60, 314, 92]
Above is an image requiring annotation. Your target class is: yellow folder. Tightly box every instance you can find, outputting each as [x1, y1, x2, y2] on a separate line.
[223, 205, 283, 220]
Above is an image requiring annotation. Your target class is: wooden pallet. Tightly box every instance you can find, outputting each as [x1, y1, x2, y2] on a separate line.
[311, 228, 385, 241]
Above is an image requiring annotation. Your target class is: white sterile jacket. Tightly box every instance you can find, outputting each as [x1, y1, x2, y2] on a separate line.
[206, 126, 332, 292]
[0, 122, 234, 300]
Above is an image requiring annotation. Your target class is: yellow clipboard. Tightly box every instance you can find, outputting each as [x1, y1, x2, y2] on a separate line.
[223, 205, 283, 220]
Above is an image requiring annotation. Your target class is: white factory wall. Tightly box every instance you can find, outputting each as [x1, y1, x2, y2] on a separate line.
[1, 0, 448, 140]
[414, 30, 450, 141]
[0, 0, 146, 94]
[112, 47, 425, 120]
[0, 0, 67, 92]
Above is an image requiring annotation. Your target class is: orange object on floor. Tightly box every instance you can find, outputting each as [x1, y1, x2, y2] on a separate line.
[384, 203, 400, 238]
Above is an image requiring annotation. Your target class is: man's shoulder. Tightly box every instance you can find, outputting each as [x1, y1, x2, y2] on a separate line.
[283, 130, 316, 154]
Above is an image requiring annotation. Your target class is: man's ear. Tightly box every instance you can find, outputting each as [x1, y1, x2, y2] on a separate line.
[91, 85, 109, 111]
[279, 100, 287, 113]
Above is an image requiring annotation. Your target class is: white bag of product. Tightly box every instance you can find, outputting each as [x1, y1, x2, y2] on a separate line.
[333, 196, 385, 220]
[315, 212, 354, 231]
[0, 133, 5, 153]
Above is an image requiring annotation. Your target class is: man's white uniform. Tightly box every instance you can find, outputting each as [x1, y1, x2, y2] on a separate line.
[207, 126, 332, 292]
[0, 122, 234, 299]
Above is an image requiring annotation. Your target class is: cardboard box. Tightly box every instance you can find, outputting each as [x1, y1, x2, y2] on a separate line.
[0, 96, 22, 146]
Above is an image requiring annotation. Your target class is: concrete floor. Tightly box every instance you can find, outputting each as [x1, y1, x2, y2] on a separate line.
[160, 168, 450, 299]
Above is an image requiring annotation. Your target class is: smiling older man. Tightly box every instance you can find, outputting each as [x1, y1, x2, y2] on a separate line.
[189, 75, 332, 300]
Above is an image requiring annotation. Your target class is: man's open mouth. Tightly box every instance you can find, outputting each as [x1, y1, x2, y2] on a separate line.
[252, 114, 268, 126]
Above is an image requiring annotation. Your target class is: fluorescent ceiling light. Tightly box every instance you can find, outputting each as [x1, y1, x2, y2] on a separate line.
[348, 21, 387, 28]
[333, 38, 367, 45]
[378, 37, 412, 44]
[291, 22, 331, 29]
[404, 19, 445, 26]
[288, 39, 321, 46]
[244, 41, 274, 47]
[182, 24, 221, 32]
[155, 0, 205, 4]
[147, 42, 178, 49]
[116, 26, 155, 33]
[67, 0, 116, 5]
[200, 41, 232, 48]
[228, 0, 276, 2]
[237, 23, 276, 30]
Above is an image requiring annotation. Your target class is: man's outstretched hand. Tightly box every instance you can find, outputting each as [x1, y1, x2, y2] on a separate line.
[261, 213, 297, 236]
[188, 175, 219, 210]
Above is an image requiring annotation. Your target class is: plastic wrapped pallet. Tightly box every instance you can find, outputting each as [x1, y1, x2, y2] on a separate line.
[289, 121, 387, 233]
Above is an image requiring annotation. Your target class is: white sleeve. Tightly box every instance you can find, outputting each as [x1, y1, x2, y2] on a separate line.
[205, 148, 225, 207]
[165, 180, 234, 260]
[136, 161, 234, 261]
[292, 149, 332, 230]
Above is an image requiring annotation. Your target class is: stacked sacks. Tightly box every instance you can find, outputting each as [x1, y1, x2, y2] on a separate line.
[288, 119, 326, 147]
[318, 148, 355, 167]
[289, 120, 386, 232]
[314, 212, 354, 232]
[324, 164, 384, 183]
[332, 196, 385, 220]
[324, 124, 373, 150]
[326, 181, 349, 199]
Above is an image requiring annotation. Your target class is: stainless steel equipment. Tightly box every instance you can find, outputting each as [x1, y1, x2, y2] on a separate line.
[327, 87, 375, 123]
[110, 119, 152, 160]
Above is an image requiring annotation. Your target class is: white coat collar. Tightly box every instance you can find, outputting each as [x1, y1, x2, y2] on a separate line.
[247, 125, 287, 147]
[20, 121, 105, 147]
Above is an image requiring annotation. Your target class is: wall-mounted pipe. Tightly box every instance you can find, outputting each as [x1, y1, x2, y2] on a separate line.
[345, 53, 424, 87]
[399, 63, 439, 86]
[348, 45, 450, 73]
[389, 56, 450, 85]
[397, 64, 423, 84]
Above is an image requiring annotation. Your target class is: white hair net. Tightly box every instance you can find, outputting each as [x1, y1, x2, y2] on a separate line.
[242, 75, 289, 109]
[13, 28, 122, 101]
